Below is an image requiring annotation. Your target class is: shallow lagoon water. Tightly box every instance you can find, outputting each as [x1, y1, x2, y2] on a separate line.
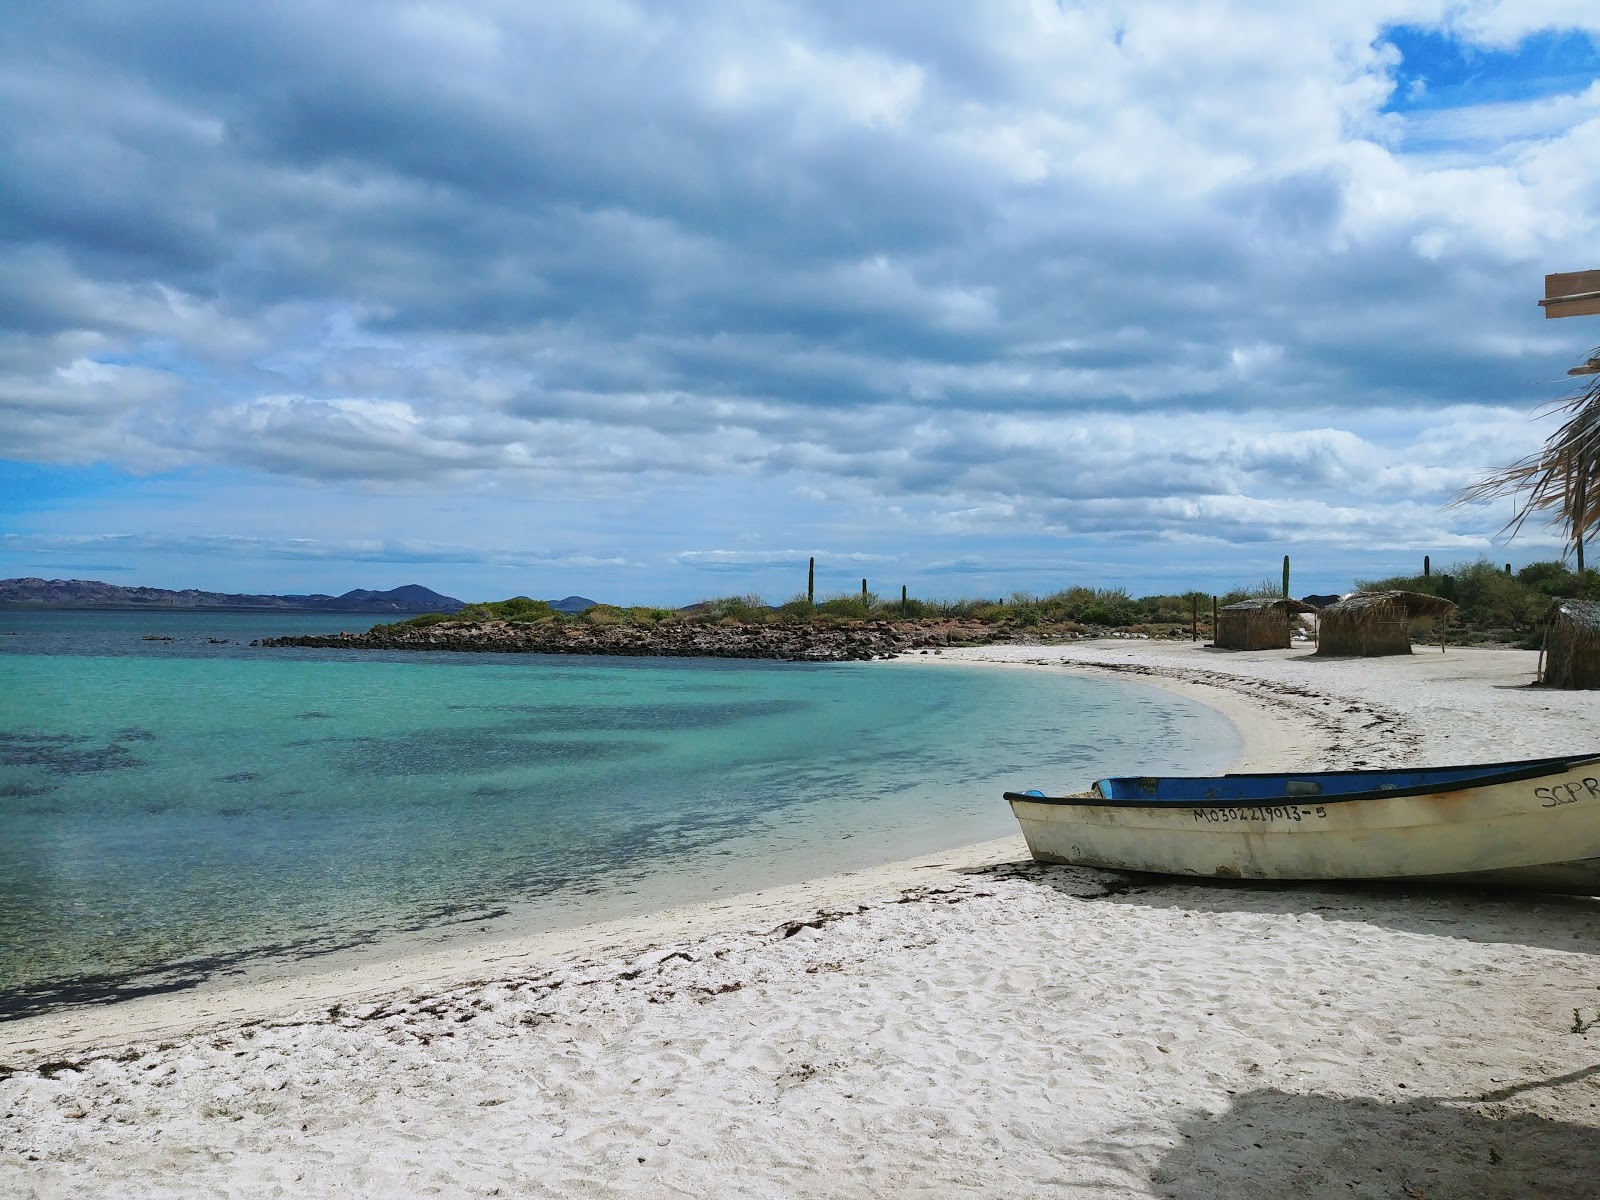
[0, 611, 1240, 1016]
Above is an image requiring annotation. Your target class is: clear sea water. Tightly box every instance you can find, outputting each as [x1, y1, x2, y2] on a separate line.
[0, 610, 1240, 1018]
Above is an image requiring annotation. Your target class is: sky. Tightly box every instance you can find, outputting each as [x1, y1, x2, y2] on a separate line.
[4, 2, 1600, 606]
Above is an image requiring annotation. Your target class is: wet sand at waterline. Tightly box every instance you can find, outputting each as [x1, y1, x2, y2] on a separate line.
[7, 642, 1600, 1198]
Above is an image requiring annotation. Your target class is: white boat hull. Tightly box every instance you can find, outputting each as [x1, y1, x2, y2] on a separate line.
[1008, 760, 1600, 893]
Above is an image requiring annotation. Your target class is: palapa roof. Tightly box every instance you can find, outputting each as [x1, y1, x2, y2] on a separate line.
[1545, 597, 1600, 630]
[1220, 597, 1319, 614]
[1320, 590, 1457, 619]
[1541, 598, 1600, 688]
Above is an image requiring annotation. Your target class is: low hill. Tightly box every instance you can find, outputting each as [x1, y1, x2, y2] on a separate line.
[0, 578, 466, 613]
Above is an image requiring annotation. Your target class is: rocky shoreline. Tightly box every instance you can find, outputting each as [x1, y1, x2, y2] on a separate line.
[252, 617, 1104, 661]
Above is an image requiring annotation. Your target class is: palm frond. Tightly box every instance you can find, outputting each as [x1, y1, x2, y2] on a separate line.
[1452, 359, 1600, 556]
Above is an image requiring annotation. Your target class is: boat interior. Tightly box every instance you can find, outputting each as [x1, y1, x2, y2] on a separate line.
[1085, 754, 1597, 803]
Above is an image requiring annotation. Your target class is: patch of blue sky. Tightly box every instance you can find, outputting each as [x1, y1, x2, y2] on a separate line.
[0, 461, 146, 522]
[1380, 26, 1600, 114]
[93, 340, 243, 399]
[94, 339, 184, 372]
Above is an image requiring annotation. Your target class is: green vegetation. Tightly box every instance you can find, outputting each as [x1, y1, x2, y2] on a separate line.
[692, 594, 772, 623]
[399, 612, 454, 628]
[379, 585, 1218, 639]
[453, 596, 554, 622]
[373, 558, 1594, 643]
[1356, 557, 1595, 640]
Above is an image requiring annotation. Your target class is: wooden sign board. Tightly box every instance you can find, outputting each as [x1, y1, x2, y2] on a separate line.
[1542, 269, 1600, 318]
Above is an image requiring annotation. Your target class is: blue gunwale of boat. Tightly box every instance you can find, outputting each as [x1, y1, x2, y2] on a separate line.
[1003, 753, 1600, 809]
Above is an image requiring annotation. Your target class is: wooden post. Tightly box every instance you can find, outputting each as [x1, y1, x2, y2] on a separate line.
[1191, 596, 1198, 642]
[1211, 596, 1218, 646]
[807, 557, 814, 604]
[1576, 475, 1588, 577]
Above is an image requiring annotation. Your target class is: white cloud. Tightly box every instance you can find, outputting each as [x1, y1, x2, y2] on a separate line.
[2, 0, 1597, 596]
[1, 532, 639, 570]
[676, 549, 898, 567]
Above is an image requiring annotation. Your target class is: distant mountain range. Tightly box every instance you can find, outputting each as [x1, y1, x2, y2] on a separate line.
[0, 578, 468, 613]
[548, 596, 598, 613]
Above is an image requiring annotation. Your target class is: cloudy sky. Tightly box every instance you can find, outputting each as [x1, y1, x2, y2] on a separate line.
[4, 2, 1600, 604]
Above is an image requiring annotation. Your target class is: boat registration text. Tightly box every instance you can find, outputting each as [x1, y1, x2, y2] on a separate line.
[1191, 805, 1328, 824]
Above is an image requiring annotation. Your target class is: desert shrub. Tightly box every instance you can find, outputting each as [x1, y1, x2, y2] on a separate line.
[692, 595, 772, 623]
[502, 597, 557, 624]
[817, 594, 869, 619]
[1080, 598, 1141, 626]
[1358, 558, 1545, 632]
[1038, 587, 1096, 621]
[1137, 594, 1191, 623]
[451, 596, 557, 622]
[776, 595, 816, 621]
[1219, 579, 1287, 606]
[401, 612, 453, 627]
[619, 606, 673, 626]
[925, 597, 987, 619]
[495, 596, 550, 618]
[1352, 571, 1442, 597]
[1516, 561, 1572, 593]
[581, 604, 625, 625]
[1517, 561, 1597, 599]
[1030, 588, 1107, 624]
[1046, 587, 1140, 626]
[1005, 599, 1043, 626]
[1449, 559, 1546, 629]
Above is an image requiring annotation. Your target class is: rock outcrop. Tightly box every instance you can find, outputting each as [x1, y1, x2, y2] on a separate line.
[254, 618, 1081, 662]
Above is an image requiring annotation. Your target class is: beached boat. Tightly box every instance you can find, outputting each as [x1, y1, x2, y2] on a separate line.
[1004, 753, 1600, 893]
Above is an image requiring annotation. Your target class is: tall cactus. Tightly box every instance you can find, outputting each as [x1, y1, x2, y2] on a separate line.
[807, 557, 815, 604]
[1282, 554, 1290, 599]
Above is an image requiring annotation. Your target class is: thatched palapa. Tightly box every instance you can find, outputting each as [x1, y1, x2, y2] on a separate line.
[1541, 598, 1600, 689]
[1214, 597, 1319, 651]
[1314, 590, 1456, 657]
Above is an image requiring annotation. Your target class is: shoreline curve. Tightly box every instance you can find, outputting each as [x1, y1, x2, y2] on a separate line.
[0, 638, 1390, 1059]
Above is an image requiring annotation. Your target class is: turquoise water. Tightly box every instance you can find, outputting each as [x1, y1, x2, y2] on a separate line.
[0, 611, 1240, 1016]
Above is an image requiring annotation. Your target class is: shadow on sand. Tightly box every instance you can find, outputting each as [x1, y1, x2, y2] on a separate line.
[1149, 1078, 1600, 1200]
[967, 860, 1600, 958]
[963, 861, 1600, 1195]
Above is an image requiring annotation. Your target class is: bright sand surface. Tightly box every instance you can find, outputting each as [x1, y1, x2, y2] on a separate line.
[7, 641, 1600, 1197]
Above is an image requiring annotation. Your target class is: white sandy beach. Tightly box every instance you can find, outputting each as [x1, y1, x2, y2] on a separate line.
[7, 642, 1600, 1198]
